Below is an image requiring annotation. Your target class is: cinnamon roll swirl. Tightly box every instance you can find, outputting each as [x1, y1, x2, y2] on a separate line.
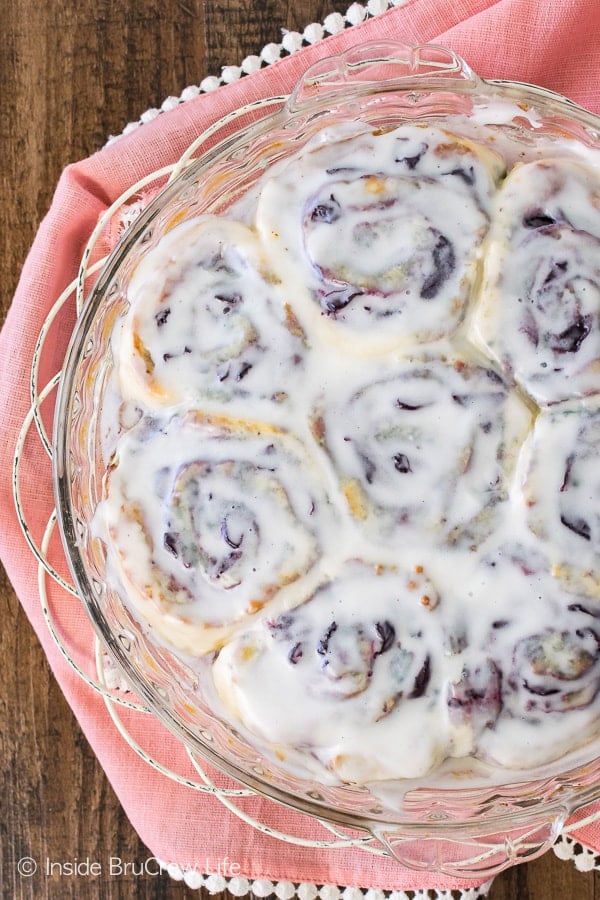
[455, 542, 600, 768]
[101, 411, 334, 654]
[472, 158, 600, 405]
[520, 400, 600, 597]
[212, 561, 446, 781]
[255, 124, 504, 356]
[315, 356, 532, 548]
[116, 216, 306, 413]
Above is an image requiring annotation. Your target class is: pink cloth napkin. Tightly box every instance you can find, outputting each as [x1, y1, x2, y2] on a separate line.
[3, 0, 600, 891]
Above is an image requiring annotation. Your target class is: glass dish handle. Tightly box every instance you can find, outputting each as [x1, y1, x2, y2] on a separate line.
[371, 807, 567, 878]
[288, 40, 479, 111]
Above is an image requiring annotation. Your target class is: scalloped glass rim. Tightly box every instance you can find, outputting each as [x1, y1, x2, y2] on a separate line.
[53, 39, 600, 867]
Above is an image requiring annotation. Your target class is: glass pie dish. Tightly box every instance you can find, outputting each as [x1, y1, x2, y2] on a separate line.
[53, 40, 600, 878]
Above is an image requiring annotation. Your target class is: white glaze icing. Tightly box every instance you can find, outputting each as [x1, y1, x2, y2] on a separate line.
[255, 124, 504, 356]
[470, 158, 600, 405]
[520, 399, 600, 597]
[115, 216, 307, 421]
[96, 113, 600, 784]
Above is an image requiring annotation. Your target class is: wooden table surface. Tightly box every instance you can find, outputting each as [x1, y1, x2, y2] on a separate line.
[2, 1, 600, 897]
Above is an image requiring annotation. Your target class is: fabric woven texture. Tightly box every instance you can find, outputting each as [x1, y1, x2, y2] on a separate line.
[2, 0, 600, 892]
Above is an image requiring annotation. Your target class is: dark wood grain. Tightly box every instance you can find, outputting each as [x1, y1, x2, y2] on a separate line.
[1, 1, 600, 897]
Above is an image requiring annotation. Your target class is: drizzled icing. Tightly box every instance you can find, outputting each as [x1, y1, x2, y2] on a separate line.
[97, 115, 600, 785]
[101, 412, 335, 655]
[520, 400, 600, 597]
[213, 561, 445, 781]
[471, 158, 600, 404]
[255, 124, 504, 356]
[315, 356, 532, 547]
[116, 217, 307, 419]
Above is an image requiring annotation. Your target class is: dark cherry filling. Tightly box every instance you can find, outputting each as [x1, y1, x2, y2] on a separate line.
[236, 362, 253, 381]
[543, 259, 568, 285]
[394, 140, 428, 170]
[154, 307, 171, 327]
[548, 314, 592, 354]
[568, 602, 600, 618]
[448, 165, 476, 186]
[216, 359, 254, 383]
[560, 453, 575, 493]
[163, 531, 179, 558]
[522, 211, 558, 229]
[325, 166, 358, 176]
[519, 310, 539, 347]
[374, 620, 396, 655]
[395, 399, 426, 411]
[447, 660, 502, 727]
[421, 233, 456, 300]
[221, 516, 244, 549]
[410, 656, 431, 699]
[288, 642, 303, 664]
[309, 195, 342, 224]
[321, 286, 363, 314]
[560, 513, 591, 541]
[392, 452, 412, 474]
[316, 621, 338, 656]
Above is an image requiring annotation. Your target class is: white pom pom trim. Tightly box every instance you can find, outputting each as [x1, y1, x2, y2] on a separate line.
[303, 23, 325, 44]
[109, 0, 397, 142]
[281, 30, 304, 53]
[323, 12, 346, 33]
[260, 42, 283, 63]
[222, 65, 244, 84]
[152, 862, 495, 899]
